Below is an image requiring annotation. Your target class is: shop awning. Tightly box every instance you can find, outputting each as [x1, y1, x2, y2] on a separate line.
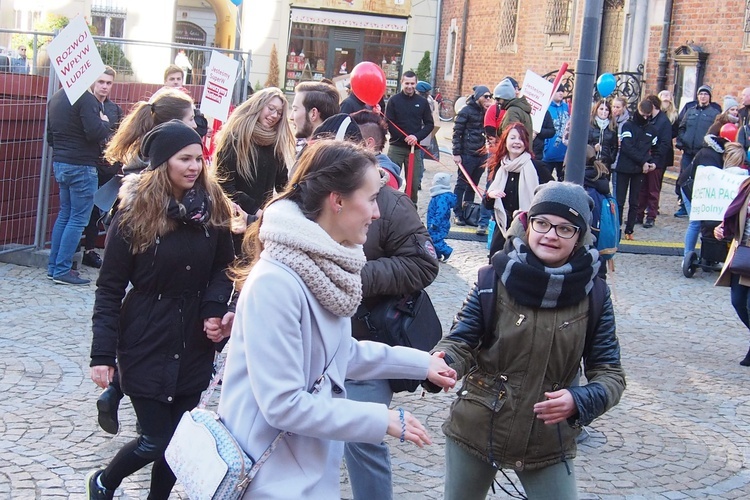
[290, 8, 408, 32]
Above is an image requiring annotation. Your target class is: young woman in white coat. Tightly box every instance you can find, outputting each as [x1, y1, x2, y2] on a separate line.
[218, 139, 457, 499]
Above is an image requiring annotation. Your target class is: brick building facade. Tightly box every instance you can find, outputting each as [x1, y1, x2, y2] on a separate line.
[435, 0, 750, 112]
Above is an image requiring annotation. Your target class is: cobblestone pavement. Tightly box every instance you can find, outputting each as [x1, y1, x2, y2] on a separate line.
[3, 130, 750, 498]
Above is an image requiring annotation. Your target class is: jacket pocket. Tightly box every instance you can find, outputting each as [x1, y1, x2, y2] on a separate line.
[455, 370, 508, 413]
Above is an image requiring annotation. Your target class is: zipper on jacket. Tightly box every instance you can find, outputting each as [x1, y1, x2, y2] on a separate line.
[203, 225, 209, 238]
[515, 314, 526, 326]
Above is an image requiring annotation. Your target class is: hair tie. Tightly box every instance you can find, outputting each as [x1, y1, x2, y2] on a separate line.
[149, 102, 155, 113]
[292, 182, 300, 192]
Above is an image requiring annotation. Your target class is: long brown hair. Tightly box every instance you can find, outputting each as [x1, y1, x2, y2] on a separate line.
[590, 99, 616, 131]
[231, 139, 377, 288]
[118, 156, 233, 254]
[213, 87, 295, 183]
[105, 89, 194, 165]
[488, 122, 531, 177]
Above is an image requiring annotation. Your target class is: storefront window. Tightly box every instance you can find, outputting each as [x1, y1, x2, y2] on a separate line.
[286, 22, 405, 97]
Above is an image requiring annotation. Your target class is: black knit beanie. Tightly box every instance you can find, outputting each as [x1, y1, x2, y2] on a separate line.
[527, 182, 594, 240]
[141, 119, 203, 170]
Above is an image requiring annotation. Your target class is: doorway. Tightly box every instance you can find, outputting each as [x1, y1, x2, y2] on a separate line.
[327, 28, 363, 76]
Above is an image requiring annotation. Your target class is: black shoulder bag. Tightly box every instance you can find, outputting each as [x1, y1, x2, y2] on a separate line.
[355, 290, 442, 393]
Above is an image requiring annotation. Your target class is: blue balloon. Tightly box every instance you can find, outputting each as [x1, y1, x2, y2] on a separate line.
[230, 0, 242, 5]
[596, 73, 617, 98]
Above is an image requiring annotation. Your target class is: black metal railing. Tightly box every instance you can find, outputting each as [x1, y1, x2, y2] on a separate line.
[542, 64, 645, 112]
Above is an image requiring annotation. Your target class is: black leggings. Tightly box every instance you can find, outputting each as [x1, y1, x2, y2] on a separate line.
[100, 393, 200, 500]
[615, 172, 644, 234]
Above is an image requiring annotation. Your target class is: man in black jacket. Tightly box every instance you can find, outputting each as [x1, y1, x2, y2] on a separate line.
[638, 94, 673, 228]
[385, 70, 434, 203]
[452, 85, 492, 231]
[46, 86, 112, 285]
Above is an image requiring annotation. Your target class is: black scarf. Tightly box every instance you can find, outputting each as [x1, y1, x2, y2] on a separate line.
[167, 186, 210, 226]
[491, 235, 600, 309]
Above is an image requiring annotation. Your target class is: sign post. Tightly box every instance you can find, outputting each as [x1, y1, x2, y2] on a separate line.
[46, 16, 105, 104]
[521, 70, 554, 134]
[200, 51, 240, 122]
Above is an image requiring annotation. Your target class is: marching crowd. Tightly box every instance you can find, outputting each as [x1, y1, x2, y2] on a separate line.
[41, 61, 749, 499]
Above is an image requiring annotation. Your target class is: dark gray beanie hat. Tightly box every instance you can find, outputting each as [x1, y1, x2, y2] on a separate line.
[473, 85, 490, 101]
[141, 119, 202, 170]
[527, 182, 594, 240]
[493, 79, 516, 100]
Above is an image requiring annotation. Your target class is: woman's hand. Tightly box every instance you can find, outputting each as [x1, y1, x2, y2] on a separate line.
[427, 352, 457, 391]
[714, 223, 724, 240]
[231, 204, 248, 234]
[487, 189, 506, 199]
[533, 389, 577, 425]
[204, 314, 233, 342]
[386, 409, 432, 447]
[90, 365, 115, 390]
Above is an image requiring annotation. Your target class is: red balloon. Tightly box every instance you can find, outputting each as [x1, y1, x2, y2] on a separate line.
[350, 62, 386, 107]
[720, 123, 739, 141]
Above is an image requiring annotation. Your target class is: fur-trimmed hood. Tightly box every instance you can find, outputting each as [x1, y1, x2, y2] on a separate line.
[704, 134, 728, 154]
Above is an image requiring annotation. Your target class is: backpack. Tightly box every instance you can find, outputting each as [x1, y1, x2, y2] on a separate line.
[477, 266, 607, 357]
[586, 188, 619, 261]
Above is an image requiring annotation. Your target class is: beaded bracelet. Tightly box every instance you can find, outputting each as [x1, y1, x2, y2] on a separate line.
[398, 407, 406, 443]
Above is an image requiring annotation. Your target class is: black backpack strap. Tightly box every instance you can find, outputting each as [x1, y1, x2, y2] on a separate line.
[477, 265, 497, 344]
[584, 276, 607, 358]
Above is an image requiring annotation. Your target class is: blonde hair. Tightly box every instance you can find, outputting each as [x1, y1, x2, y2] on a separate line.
[105, 89, 194, 165]
[724, 142, 746, 168]
[118, 159, 233, 254]
[214, 87, 295, 184]
[658, 90, 678, 123]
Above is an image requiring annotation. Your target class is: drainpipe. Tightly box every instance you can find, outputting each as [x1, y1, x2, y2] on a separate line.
[656, 0, 674, 91]
[431, 0, 442, 88]
[456, 0, 470, 98]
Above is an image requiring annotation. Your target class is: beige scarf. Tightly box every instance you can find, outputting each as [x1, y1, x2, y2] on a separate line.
[487, 151, 538, 236]
[252, 124, 277, 147]
[259, 199, 366, 317]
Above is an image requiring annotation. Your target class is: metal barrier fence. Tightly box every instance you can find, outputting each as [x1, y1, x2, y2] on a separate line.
[0, 28, 252, 256]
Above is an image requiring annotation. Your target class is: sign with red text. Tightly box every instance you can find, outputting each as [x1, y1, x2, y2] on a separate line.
[521, 70, 554, 134]
[200, 51, 239, 122]
[47, 16, 105, 104]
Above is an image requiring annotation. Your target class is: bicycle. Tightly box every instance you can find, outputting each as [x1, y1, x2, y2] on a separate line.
[434, 88, 455, 122]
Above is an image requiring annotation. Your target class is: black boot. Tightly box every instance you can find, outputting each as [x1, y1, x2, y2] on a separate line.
[740, 347, 750, 367]
[96, 384, 122, 434]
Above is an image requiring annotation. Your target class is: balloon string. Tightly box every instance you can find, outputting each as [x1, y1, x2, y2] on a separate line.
[376, 109, 486, 198]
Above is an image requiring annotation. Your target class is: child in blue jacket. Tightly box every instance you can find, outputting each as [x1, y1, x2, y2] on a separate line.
[427, 172, 457, 261]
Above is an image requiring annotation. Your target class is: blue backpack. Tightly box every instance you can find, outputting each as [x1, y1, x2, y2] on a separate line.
[586, 188, 619, 261]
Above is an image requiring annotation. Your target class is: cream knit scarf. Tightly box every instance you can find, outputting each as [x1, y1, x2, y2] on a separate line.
[487, 151, 538, 236]
[259, 199, 366, 317]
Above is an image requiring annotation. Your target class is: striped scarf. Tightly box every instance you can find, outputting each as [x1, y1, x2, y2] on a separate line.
[491, 235, 600, 309]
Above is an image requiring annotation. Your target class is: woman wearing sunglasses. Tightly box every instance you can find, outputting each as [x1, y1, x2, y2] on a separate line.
[430, 182, 626, 499]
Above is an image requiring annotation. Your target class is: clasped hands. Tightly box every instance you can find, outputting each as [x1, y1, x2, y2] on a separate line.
[203, 312, 235, 343]
[642, 162, 656, 174]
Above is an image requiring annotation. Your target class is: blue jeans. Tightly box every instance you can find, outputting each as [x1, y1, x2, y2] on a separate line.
[478, 178, 493, 227]
[343, 378, 394, 500]
[681, 189, 701, 257]
[48, 163, 98, 278]
[444, 438, 577, 500]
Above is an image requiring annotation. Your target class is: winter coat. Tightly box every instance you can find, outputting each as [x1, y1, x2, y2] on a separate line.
[615, 118, 656, 175]
[587, 123, 619, 167]
[353, 185, 439, 340]
[385, 91, 434, 147]
[427, 192, 457, 242]
[500, 97, 533, 139]
[532, 110, 555, 159]
[340, 94, 368, 115]
[677, 135, 727, 200]
[218, 255, 431, 499]
[434, 268, 624, 472]
[216, 143, 288, 215]
[584, 166, 611, 195]
[453, 96, 487, 158]
[677, 104, 721, 155]
[91, 183, 234, 402]
[649, 111, 674, 170]
[717, 177, 750, 288]
[543, 100, 570, 162]
[47, 89, 112, 166]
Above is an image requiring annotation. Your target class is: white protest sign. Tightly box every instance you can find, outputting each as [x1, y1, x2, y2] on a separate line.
[690, 166, 748, 221]
[521, 70, 554, 134]
[47, 16, 105, 104]
[200, 51, 239, 122]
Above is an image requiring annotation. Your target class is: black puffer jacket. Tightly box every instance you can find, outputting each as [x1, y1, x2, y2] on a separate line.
[353, 184, 439, 339]
[452, 96, 487, 157]
[587, 123, 619, 167]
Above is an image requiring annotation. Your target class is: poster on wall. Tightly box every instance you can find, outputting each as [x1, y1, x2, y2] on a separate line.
[291, 0, 411, 17]
[200, 51, 239, 122]
[46, 15, 106, 104]
[521, 70, 554, 134]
